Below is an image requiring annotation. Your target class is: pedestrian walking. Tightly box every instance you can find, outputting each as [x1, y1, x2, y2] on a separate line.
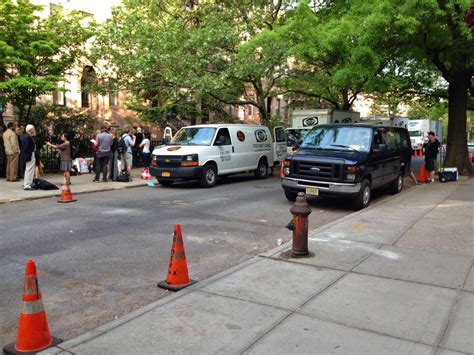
[46, 133, 72, 173]
[119, 128, 136, 180]
[108, 128, 119, 181]
[140, 132, 151, 169]
[94, 126, 113, 182]
[424, 131, 440, 183]
[3, 122, 20, 182]
[21, 125, 36, 190]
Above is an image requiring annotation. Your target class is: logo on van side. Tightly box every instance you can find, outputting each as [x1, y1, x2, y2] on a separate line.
[236, 131, 245, 142]
[255, 129, 268, 142]
[303, 117, 318, 127]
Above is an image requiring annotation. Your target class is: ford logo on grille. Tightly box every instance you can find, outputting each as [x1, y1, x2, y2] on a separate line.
[165, 159, 171, 163]
[310, 167, 320, 172]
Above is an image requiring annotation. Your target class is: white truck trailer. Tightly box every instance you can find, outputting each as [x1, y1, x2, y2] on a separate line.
[291, 109, 361, 128]
[407, 119, 443, 150]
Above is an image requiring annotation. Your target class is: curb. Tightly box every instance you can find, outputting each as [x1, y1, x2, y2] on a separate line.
[0, 183, 147, 205]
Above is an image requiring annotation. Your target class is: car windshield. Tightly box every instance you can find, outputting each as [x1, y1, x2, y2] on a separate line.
[171, 127, 216, 146]
[409, 130, 422, 137]
[300, 126, 372, 153]
[285, 129, 311, 147]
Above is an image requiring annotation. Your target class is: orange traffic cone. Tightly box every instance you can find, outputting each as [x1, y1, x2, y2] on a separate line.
[63, 171, 71, 185]
[58, 174, 76, 203]
[3, 260, 62, 355]
[158, 224, 196, 292]
[418, 163, 427, 183]
[413, 149, 418, 157]
[279, 165, 284, 178]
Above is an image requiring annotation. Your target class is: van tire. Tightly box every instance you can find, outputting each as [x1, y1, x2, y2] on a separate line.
[284, 190, 298, 202]
[353, 179, 371, 210]
[200, 164, 217, 188]
[254, 158, 268, 179]
[389, 172, 403, 195]
[158, 179, 173, 187]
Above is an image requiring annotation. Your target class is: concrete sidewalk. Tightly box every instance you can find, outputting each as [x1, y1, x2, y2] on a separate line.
[43, 178, 473, 354]
[0, 169, 147, 204]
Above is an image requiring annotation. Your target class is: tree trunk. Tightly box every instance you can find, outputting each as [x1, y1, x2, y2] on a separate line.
[444, 72, 471, 175]
[256, 93, 268, 125]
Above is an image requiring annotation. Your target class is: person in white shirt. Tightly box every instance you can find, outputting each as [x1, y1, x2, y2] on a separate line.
[139, 132, 151, 169]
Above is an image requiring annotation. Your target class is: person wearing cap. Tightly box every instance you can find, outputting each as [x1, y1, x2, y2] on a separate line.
[424, 131, 440, 183]
[20, 125, 36, 190]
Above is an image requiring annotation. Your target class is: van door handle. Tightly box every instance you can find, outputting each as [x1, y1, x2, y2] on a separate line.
[232, 146, 235, 153]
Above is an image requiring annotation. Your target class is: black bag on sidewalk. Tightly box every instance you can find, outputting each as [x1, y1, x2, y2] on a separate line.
[116, 171, 130, 182]
[31, 179, 59, 190]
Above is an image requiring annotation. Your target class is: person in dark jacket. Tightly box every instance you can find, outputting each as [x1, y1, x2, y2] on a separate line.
[21, 125, 37, 190]
[424, 131, 440, 183]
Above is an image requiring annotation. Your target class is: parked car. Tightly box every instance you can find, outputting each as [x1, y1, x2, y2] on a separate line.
[281, 124, 412, 210]
[150, 124, 287, 187]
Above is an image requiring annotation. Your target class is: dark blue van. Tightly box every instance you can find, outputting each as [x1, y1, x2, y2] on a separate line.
[281, 124, 412, 210]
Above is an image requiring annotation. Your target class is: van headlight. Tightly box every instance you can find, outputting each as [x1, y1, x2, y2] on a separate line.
[345, 173, 356, 181]
[181, 154, 199, 167]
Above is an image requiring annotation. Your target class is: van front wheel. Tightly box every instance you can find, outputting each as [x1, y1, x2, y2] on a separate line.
[200, 164, 217, 188]
[353, 179, 371, 210]
[254, 158, 268, 179]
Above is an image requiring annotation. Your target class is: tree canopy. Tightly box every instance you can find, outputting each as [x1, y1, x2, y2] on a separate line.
[95, 0, 473, 172]
[0, 0, 95, 126]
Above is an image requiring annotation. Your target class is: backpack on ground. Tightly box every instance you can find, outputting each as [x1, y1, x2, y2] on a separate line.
[117, 134, 129, 154]
[116, 171, 130, 182]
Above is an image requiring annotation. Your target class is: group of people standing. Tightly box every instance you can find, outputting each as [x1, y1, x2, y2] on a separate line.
[92, 126, 151, 182]
[2, 123, 43, 190]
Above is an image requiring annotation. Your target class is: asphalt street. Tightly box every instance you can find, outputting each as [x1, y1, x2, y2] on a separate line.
[0, 170, 416, 345]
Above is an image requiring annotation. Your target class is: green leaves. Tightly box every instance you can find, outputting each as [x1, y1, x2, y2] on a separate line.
[0, 0, 94, 124]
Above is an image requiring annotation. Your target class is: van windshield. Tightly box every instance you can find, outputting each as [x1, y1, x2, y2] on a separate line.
[301, 126, 372, 152]
[285, 129, 311, 147]
[171, 127, 216, 146]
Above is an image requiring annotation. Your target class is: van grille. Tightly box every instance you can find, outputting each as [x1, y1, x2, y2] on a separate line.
[291, 160, 343, 182]
[153, 155, 182, 168]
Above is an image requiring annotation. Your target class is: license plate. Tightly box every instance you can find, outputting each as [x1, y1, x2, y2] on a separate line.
[162, 172, 171, 177]
[305, 187, 319, 196]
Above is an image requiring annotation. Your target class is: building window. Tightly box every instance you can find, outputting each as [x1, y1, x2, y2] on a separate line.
[248, 104, 253, 116]
[109, 91, 118, 107]
[81, 66, 95, 108]
[53, 90, 66, 106]
[226, 105, 233, 115]
[276, 98, 281, 116]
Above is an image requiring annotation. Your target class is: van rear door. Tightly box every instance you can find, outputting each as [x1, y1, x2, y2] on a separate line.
[273, 126, 287, 162]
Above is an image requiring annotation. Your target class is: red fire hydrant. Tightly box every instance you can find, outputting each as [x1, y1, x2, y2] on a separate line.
[286, 192, 312, 257]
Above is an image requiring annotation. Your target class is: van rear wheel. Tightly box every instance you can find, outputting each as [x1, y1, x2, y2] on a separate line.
[389, 173, 403, 195]
[254, 158, 268, 179]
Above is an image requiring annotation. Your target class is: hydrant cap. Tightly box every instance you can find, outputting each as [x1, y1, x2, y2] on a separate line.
[290, 192, 312, 215]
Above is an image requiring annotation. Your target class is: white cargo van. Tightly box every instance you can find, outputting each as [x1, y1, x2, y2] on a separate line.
[150, 124, 286, 187]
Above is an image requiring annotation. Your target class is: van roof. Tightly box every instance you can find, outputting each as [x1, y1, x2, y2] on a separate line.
[183, 124, 266, 129]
